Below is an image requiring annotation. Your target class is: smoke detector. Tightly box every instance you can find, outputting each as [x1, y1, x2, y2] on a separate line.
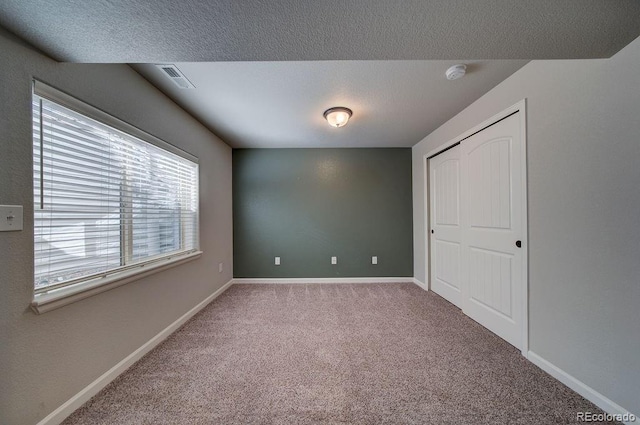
[445, 64, 467, 80]
[155, 64, 195, 89]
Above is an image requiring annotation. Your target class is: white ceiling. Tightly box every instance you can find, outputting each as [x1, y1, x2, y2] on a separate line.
[133, 60, 528, 148]
[2, 1, 638, 148]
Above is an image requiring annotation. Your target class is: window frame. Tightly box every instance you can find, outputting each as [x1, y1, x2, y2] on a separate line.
[31, 80, 202, 314]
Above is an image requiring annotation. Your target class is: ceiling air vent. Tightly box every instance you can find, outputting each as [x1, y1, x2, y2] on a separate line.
[155, 64, 195, 89]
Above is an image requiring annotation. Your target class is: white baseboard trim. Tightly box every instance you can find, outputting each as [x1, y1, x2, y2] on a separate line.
[232, 277, 414, 284]
[528, 351, 638, 424]
[37, 279, 234, 425]
[413, 278, 428, 291]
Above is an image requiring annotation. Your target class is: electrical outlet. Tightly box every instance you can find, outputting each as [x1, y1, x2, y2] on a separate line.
[331, 256, 337, 265]
[372, 256, 378, 265]
[275, 257, 281, 266]
[218, 263, 223, 273]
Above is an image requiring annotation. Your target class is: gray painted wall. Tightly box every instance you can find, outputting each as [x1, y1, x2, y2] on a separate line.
[0, 27, 233, 424]
[233, 149, 413, 278]
[412, 37, 640, 414]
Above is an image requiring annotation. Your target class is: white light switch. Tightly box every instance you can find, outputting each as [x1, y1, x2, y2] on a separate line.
[275, 257, 281, 265]
[372, 256, 378, 265]
[0, 205, 23, 231]
[218, 263, 223, 273]
[331, 256, 337, 265]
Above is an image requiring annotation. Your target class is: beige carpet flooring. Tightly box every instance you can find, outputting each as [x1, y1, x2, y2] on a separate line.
[62, 283, 615, 424]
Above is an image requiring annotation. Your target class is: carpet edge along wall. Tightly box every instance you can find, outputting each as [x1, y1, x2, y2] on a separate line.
[233, 148, 413, 278]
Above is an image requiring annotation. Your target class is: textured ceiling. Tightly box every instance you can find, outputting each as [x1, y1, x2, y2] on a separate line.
[133, 60, 528, 148]
[3, 1, 638, 148]
[1, 1, 640, 62]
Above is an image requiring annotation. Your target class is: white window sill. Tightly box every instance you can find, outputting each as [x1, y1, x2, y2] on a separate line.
[31, 251, 203, 314]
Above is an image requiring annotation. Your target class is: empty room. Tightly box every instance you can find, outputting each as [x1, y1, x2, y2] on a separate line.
[1, 2, 639, 424]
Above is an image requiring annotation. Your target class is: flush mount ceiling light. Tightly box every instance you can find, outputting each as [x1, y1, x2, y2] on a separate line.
[323, 107, 353, 128]
[445, 64, 467, 80]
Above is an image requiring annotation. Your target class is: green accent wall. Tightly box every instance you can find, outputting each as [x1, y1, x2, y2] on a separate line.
[233, 148, 413, 278]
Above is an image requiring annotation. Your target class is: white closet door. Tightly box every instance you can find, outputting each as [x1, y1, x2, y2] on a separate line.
[460, 113, 524, 349]
[429, 145, 462, 307]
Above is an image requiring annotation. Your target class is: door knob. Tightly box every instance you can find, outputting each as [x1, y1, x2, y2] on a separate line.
[515, 240, 522, 248]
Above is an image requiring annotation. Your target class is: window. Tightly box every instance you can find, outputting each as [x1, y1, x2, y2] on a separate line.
[32, 82, 199, 298]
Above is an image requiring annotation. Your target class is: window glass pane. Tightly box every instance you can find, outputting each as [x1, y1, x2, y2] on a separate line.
[33, 92, 199, 292]
[33, 99, 122, 289]
[129, 140, 184, 261]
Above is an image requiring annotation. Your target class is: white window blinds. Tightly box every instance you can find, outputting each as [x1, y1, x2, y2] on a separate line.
[33, 83, 199, 293]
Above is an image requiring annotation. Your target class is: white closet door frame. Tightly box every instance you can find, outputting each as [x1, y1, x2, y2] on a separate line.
[424, 99, 528, 356]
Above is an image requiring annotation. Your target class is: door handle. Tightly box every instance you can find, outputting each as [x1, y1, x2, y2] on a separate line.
[431, 230, 434, 234]
[515, 240, 522, 248]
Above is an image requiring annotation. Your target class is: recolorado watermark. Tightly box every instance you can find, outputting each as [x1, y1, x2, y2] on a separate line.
[577, 411, 637, 422]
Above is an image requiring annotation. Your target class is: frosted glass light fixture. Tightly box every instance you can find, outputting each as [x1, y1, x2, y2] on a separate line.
[323, 107, 352, 128]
